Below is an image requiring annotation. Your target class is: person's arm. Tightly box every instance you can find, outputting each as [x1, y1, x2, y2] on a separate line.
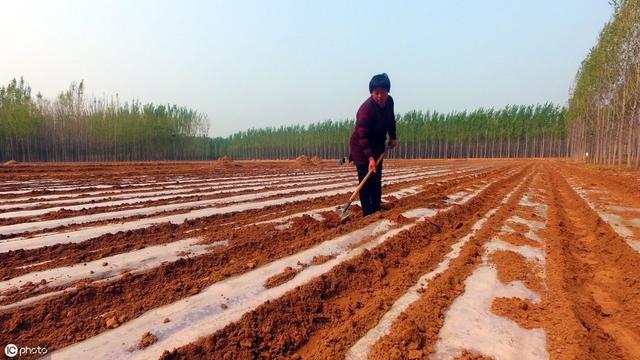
[388, 97, 397, 149]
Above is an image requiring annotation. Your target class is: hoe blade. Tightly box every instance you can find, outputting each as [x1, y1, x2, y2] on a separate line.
[335, 204, 352, 222]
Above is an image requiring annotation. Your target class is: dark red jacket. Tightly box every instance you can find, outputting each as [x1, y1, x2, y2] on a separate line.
[349, 95, 397, 165]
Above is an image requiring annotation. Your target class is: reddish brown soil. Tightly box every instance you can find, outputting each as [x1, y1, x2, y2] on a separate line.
[310, 254, 336, 265]
[540, 163, 640, 359]
[366, 163, 640, 360]
[0, 175, 361, 224]
[364, 170, 534, 359]
[158, 165, 530, 359]
[264, 267, 301, 289]
[490, 250, 545, 295]
[2, 160, 638, 360]
[499, 232, 542, 247]
[0, 161, 512, 354]
[139, 331, 159, 349]
[0, 165, 493, 240]
[0, 166, 498, 279]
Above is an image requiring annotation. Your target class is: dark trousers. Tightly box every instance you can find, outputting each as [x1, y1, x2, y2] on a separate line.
[356, 161, 383, 216]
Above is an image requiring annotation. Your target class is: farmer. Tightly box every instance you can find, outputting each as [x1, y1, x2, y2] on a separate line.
[349, 73, 397, 216]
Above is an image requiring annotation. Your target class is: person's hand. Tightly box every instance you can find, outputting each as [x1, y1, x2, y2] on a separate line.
[388, 138, 397, 150]
[368, 157, 376, 173]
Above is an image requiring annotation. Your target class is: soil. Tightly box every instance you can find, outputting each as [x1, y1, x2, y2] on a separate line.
[1, 159, 638, 360]
[214, 155, 236, 167]
[295, 155, 316, 167]
[264, 266, 301, 288]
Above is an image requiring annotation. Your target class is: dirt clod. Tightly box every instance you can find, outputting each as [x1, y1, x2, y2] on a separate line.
[138, 332, 158, 349]
[105, 317, 119, 329]
[310, 254, 336, 266]
[264, 266, 299, 288]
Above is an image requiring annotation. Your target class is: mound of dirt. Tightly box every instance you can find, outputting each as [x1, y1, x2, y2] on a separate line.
[3, 160, 17, 166]
[311, 156, 322, 165]
[295, 155, 315, 167]
[215, 155, 235, 167]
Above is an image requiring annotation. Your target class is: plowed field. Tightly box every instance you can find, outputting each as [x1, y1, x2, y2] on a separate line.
[0, 159, 638, 360]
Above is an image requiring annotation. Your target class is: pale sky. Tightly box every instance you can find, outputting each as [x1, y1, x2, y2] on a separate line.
[1, 1, 613, 137]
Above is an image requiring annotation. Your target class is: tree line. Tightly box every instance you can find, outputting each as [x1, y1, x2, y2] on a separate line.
[567, 0, 640, 167]
[211, 104, 567, 160]
[0, 78, 210, 162]
[1, 78, 568, 162]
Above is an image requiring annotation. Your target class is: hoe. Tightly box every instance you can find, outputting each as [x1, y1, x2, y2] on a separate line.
[336, 152, 443, 231]
[336, 152, 385, 222]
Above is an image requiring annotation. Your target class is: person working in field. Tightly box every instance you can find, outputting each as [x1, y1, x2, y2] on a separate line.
[349, 73, 398, 216]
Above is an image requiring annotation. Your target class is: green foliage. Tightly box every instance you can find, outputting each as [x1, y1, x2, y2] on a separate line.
[567, 0, 640, 166]
[0, 78, 209, 161]
[0, 78, 567, 162]
[216, 104, 567, 160]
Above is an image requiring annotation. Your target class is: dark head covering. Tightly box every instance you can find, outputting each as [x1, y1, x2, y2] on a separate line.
[369, 73, 391, 93]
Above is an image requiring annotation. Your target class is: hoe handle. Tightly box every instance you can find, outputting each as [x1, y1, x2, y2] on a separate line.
[347, 152, 385, 203]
